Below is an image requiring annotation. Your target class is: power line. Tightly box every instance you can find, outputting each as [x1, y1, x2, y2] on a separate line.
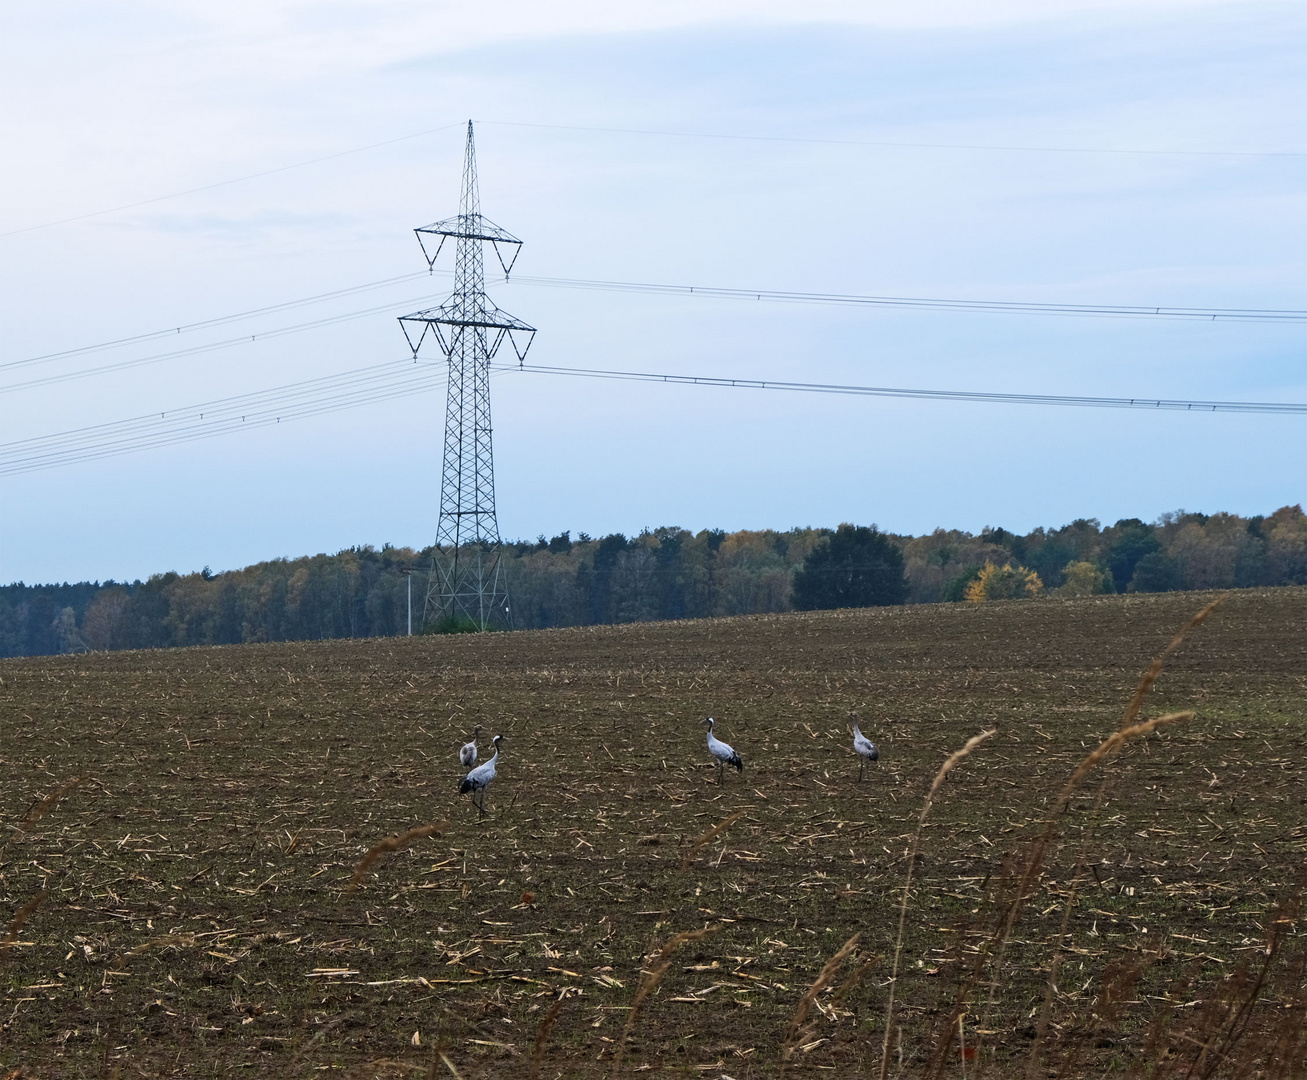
[503, 273, 1307, 324]
[6, 115, 1302, 242]
[1, 270, 434, 372]
[0, 292, 441, 394]
[482, 119, 1307, 160]
[1, 346, 1298, 478]
[0, 123, 466, 239]
[498, 362, 1307, 415]
[7, 265, 1303, 390]
[0, 358, 482, 477]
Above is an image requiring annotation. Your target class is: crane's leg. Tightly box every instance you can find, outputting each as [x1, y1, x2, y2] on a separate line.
[858, 759, 865, 783]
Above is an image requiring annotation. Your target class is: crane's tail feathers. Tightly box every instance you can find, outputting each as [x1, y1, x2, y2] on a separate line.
[459, 778, 475, 795]
[731, 754, 744, 771]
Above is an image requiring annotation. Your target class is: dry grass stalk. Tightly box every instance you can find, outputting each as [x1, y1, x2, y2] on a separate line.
[0, 891, 46, 958]
[932, 601, 1223, 1078]
[437, 1052, 465, 1080]
[2, 777, 83, 859]
[968, 710, 1194, 1071]
[346, 823, 447, 893]
[528, 995, 568, 1080]
[679, 810, 744, 870]
[1018, 599, 1224, 1076]
[1121, 595, 1224, 732]
[781, 931, 862, 1068]
[611, 925, 720, 1076]
[878, 729, 997, 1080]
[1020, 715, 1197, 1075]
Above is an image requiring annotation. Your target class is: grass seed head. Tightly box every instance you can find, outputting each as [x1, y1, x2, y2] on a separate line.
[347, 823, 448, 893]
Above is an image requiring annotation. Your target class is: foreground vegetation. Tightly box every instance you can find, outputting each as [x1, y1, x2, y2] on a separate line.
[2, 587, 1306, 1076]
[4, 504, 1307, 658]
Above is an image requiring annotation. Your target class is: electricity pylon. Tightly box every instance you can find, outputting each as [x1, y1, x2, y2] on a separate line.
[399, 121, 535, 631]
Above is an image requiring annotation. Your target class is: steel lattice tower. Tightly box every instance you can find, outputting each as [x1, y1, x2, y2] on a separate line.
[399, 122, 535, 631]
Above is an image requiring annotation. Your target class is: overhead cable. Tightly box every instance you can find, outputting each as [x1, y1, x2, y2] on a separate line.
[0, 358, 465, 476]
[0, 122, 465, 239]
[498, 362, 1307, 415]
[1, 270, 435, 372]
[7, 266, 1303, 390]
[0, 292, 441, 394]
[482, 119, 1307, 160]
[5, 115, 1301, 241]
[504, 274, 1307, 323]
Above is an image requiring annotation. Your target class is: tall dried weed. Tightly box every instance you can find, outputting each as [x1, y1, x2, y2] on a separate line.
[679, 810, 744, 870]
[346, 823, 448, 893]
[611, 925, 721, 1076]
[879, 729, 997, 1080]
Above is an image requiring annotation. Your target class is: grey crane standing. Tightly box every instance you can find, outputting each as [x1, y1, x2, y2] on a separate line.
[459, 724, 483, 770]
[704, 717, 744, 784]
[459, 734, 503, 819]
[851, 716, 880, 781]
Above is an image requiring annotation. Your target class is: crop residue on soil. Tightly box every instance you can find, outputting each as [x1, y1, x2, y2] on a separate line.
[1, 588, 1305, 1077]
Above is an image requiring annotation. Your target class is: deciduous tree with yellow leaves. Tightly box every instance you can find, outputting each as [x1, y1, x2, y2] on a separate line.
[964, 561, 1044, 602]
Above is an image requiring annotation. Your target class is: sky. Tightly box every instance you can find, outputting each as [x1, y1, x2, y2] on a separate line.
[1, 0, 1304, 584]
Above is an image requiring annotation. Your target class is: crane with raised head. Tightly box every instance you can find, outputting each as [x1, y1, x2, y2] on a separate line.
[704, 717, 743, 784]
[459, 734, 503, 819]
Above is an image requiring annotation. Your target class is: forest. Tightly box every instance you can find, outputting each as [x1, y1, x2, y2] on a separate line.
[1, 505, 1305, 658]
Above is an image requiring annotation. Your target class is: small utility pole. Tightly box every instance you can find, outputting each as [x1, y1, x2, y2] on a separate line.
[400, 569, 417, 636]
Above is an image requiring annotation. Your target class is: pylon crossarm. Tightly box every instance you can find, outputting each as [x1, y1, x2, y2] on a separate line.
[506, 328, 535, 363]
[398, 317, 428, 357]
[490, 240, 522, 279]
[414, 230, 448, 269]
[400, 297, 535, 333]
[417, 213, 522, 247]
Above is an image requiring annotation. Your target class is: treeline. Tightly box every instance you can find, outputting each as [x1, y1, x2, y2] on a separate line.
[2, 505, 1305, 659]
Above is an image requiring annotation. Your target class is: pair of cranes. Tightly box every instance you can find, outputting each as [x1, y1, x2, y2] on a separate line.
[454, 715, 881, 819]
[704, 716, 881, 784]
[457, 725, 502, 819]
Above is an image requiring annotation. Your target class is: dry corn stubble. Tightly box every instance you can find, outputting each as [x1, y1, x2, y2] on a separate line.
[1, 589, 1301, 1077]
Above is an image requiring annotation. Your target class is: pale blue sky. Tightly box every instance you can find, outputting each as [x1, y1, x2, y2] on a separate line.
[1, 1, 1303, 583]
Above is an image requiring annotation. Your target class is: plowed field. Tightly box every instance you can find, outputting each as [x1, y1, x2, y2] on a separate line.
[2, 588, 1306, 1077]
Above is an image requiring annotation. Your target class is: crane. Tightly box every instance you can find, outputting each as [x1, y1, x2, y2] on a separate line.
[704, 717, 743, 784]
[459, 724, 483, 770]
[851, 716, 880, 781]
[459, 734, 503, 819]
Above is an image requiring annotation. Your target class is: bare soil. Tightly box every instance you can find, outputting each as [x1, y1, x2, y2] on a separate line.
[2, 588, 1306, 1077]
